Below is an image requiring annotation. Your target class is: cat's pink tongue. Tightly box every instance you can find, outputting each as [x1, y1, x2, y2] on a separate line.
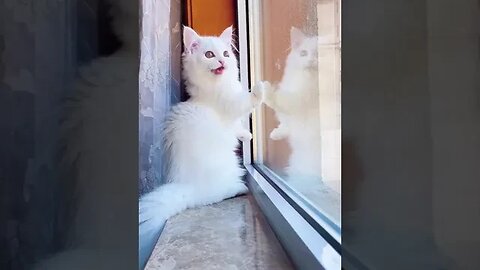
[212, 66, 225, 75]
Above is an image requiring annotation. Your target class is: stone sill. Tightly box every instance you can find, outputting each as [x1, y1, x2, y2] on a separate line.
[145, 195, 294, 270]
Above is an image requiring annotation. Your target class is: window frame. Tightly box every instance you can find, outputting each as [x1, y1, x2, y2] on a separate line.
[237, 1, 342, 269]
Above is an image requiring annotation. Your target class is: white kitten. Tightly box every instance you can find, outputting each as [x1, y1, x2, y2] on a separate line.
[139, 26, 265, 232]
[264, 27, 322, 185]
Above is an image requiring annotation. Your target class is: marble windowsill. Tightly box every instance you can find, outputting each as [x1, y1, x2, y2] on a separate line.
[145, 195, 295, 270]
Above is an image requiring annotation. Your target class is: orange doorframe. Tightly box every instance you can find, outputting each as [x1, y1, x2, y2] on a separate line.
[184, 0, 237, 36]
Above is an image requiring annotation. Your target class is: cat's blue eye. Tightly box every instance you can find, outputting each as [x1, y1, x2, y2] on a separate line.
[205, 51, 215, 58]
[300, 50, 308, 57]
[223, 51, 229, 57]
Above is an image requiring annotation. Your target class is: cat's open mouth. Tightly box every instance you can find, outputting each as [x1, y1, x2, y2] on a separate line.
[211, 66, 225, 75]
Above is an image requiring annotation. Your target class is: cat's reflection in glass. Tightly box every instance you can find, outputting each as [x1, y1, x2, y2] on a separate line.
[264, 27, 322, 193]
[264, 25, 340, 222]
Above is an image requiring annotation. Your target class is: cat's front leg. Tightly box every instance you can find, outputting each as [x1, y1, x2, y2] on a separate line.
[263, 82, 276, 109]
[236, 128, 252, 141]
[250, 81, 269, 107]
[229, 81, 268, 118]
[270, 126, 289, 140]
[263, 88, 298, 114]
[234, 119, 252, 141]
[263, 82, 295, 114]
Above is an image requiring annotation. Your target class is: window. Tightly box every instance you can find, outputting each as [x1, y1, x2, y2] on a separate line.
[239, 0, 341, 268]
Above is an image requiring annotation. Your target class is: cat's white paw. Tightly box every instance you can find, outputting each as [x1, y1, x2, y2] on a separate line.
[251, 81, 269, 106]
[237, 130, 253, 141]
[270, 128, 287, 140]
[236, 129, 252, 142]
[225, 182, 248, 199]
[262, 82, 275, 108]
[236, 183, 248, 195]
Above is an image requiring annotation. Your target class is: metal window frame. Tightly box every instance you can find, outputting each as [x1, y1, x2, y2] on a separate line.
[237, 1, 342, 269]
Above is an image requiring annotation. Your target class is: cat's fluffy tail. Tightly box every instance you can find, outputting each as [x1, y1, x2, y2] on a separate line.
[139, 182, 195, 233]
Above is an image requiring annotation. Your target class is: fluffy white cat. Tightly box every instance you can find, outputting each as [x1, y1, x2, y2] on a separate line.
[264, 27, 322, 184]
[139, 26, 265, 232]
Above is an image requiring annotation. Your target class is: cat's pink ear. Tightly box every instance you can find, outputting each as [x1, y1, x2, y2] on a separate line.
[290, 27, 305, 49]
[219, 26, 233, 45]
[183, 26, 201, 54]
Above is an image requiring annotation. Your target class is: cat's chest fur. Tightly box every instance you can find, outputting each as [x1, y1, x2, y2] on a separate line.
[168, 101, 238, 149]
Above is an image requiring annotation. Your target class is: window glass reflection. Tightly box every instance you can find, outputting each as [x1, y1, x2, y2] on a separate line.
[258, 0, 341, 225]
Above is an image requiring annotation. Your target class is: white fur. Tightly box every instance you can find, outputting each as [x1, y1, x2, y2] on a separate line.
[139, 26, 265, 233]
[264, 27, 322, 188]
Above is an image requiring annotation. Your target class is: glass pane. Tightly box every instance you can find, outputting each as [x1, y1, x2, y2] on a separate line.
[255, 0, 341, 226]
